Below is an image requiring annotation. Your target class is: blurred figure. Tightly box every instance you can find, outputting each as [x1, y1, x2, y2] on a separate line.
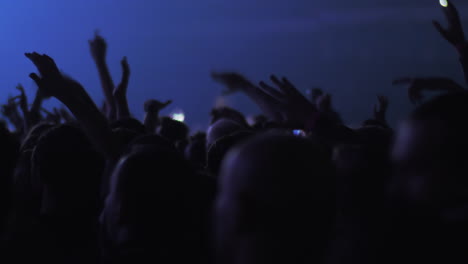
[388, 91, 468, 263]
[215, 134, 335, 264]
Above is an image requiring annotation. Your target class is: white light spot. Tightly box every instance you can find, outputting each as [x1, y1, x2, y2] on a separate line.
[293, 129, 306, 137]
[440, 0, 448, 7]
[170, 110, 185, 122]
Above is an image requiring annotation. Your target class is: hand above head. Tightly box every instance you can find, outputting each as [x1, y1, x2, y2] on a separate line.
[258, 75, 317, 128]
[373, 95, 389, 123]
[144, 99, 172, 113]
[393, 77, 465, 104]
[15, 84, 28, 114]
[113, 56, 132, 119]
[89, 32, 108, 62]
[26, 51, 117, 157]
[211, 72, 256, 95]
[25, 52, 72, 100]
[113, 56, 130, 98]
[316, 94, 332, 112]
[433, 0, 467, 52]
[2, 97, 18, 117]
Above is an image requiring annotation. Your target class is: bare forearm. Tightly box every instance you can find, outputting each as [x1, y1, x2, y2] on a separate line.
[59, 89, 118, 158]
[115, 95, 131, 120]
[244, 85, 282, 122]
[94, 59, 116, 120]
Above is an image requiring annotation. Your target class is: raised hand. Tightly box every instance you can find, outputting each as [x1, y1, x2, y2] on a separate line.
[144, 99, 172, 113]
[433, 0, 466, 51]
[42, 107, 62, 124]
[25, 52, 69, 100]
[25, 52, 117, 157]
[2, 96, 24, 133]
[143, 99, 172, 134]
[393, 77, 464, 104]
[89, 32, 108, 62]
[113, 56, 131, 119]
[15, 85, 28, 114]
[316, 94, 332, 112]
[258, 75, 317, 128]
[59, 107, 75, 123]
[211, 72, 256, 95]
[374, 95, 389, 124]
[89, 32, 116, 121]
[113, 57, 130, 98]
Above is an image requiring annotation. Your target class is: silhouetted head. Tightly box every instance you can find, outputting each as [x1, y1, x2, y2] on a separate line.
[210, 106, 249, 127]
[157, 117, 189, 143]
[101, 146, 203, 262]
[206, 130, 253, 177]
[306, 87, 324, 103]
[20, 122, 55, 151]
[185, 132, 207, 170]
[0, 122, 19, 224]
[392, 91, 468, 208]
[247, 115, 268, 130]
[215, 134, 335, 264]
[206, 118, 245, 148]
[32, 124, 104, 217]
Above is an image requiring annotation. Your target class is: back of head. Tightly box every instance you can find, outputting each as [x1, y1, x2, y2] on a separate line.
[158, 117, 189, 143]
[0, 123, 19, 226]
[32, 124, 104, 215]
[102, 147, 206, 263]
[206, 118, 245, 148]
[392, 91, 468, 206]
[216, 133, 335, 264]
[389, 91, 468, 263]
[206, 130, 253, 177]
[210, 106, 249, 127]
[185, 132, 207, 170]
[20, 122, 54, 152]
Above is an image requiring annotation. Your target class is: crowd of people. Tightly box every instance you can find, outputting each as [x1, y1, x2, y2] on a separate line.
[0, 1, 468, 263]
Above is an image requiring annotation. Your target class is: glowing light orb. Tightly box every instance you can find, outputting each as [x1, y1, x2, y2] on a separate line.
[293, 130, 306, 137]
[440, 0, 448, 7]
[170, 110, 185, 122]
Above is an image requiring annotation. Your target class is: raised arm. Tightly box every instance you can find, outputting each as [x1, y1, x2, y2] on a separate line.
[89, 33, 117, 121]
[29, 88, 45, 126]
[373, 95, 389, 126]
[393, 77, 464, 104]
[25, 52, 118, 158]
[433, 0, 468, 86]
[113, 56, 131, 119]
[212, 72, 319, 131]
[211, 72, 284, 122]
[143, 99, 172, 133]
[1, 97, 24, 134]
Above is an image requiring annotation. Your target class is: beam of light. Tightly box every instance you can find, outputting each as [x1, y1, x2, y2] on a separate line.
[170, 110, 185, 122]
[440, 0, 448, 7]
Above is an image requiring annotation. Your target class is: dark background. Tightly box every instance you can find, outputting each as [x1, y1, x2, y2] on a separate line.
[3, 0, 468, 129]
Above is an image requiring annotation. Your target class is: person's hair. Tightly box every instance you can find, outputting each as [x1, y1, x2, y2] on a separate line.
[158, 117, 189, 143]
[32, 124, 104, 212]
[210, 106, 249, 127]
[217, 134, 336, 264]
[411, 91, 468, 162]
[185, 132, 207, 170]
[20, 122, 55, 152]
[206, 130, 253, 176]
[102, 146, 208, 263]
